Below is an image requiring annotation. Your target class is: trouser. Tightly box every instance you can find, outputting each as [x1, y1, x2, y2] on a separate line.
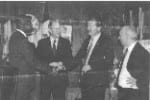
[0, 75, 15, 100]
[80, 72, 108, 100]
[40, 74, 68, 100]
[118, 86, 149, 100]
[15, 74, 35, 100]
[81, 85, 106, 100]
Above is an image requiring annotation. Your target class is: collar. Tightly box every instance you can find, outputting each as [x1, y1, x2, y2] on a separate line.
[50, 36, 59, 42]
[124, 41, 137, 53]
[16, 29, 27, 38]
[91, 33, 101, 40]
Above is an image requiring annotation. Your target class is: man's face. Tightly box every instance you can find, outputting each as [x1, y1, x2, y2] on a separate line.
[119, 28, 128, 47]
[49, 21, 61, 38]
[87, 20, 100, 36]
[32, 19, 39, 31]
[24, 19, 33, 35]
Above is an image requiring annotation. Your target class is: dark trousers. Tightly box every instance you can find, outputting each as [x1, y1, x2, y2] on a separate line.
[118, 86, 149, 100]
[0, 76, 15, 100]
[40, 74, 68, 100]
[80, 72, 108, 100]
[81, 85, 106, 100]
[15, 74, 35, 100]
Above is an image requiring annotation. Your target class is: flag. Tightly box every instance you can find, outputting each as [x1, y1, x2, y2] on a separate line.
[42, 2, 49, 22]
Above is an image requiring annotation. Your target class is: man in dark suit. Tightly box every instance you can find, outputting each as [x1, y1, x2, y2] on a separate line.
[36, 19, 73, 100]
[117, 26, 149, 100]
[9, 15, 35, 100]
[74, 18, 114, 100]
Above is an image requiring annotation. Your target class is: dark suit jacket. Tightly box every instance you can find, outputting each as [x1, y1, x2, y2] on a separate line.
[9, 31, 35, 74]
[126, 42, 149, 94]
[36, 37, 73, 74]
[75, 33, 114, 86]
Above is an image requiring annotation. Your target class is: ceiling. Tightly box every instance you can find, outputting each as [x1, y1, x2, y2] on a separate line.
[0, 1, 149, 25]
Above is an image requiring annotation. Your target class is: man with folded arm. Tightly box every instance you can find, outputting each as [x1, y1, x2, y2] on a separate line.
[116, 25, 149, 100]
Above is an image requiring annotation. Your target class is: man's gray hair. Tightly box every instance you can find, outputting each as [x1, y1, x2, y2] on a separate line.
[122, 25, 139, 40]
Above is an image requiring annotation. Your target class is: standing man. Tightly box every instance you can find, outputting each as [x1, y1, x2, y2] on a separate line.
[117, 26, 149, 100]
[74, 17, 114, 100]
[9, 15, 35, 100]
[36, 19, 72, 100]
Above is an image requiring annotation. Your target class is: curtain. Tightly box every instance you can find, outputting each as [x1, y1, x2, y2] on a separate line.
[2, 20, 12, 61]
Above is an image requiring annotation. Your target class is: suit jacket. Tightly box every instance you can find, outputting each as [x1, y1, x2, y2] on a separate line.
[75, 33, 114, 86]
[9, 31, 35, 74]
[126, 42, 149, 94]
[36, 37, 73, 74]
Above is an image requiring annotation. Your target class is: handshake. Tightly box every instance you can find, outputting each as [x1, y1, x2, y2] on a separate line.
[49, 61, 66, 73]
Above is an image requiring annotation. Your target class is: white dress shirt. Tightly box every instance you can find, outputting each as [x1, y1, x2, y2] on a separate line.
[50, 36, 59, 49]
[118, 42, 138, 89]
[16, 29, 27, 38]
[84, 33, 101, 65]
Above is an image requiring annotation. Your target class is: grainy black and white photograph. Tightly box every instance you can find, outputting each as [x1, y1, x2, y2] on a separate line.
[0, 1, 149, 100]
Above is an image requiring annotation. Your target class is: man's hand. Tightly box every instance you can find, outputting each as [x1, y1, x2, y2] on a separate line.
[49, 62, 61, 67]
[56, 64, 66, 71]
[49, 61, 66, 72]
[82, 64, 92, 74]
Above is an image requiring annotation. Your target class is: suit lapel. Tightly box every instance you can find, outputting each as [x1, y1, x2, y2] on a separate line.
[16, 31, 26, 40]
[126, 42, 140, 70]
[17, 31, 29, 45]
[95, 33, 105, 47]
[57, 38, 61, 50]
[49, 37, 62, 56]
[90, 33, 104, 55]
[56, 37, 62, 55]
[46, 38, 55, 56]
[88, 33, 104, 61]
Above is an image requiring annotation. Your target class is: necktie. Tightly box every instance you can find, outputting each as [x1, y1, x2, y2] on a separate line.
[116, 48, 128, 85]
[84, 38, 93, 65]
[52, 40, 57, 55]
[87, 39, 93, 54]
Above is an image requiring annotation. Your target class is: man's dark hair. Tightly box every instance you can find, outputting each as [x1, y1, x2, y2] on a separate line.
[15, 15, 32, 29]
[87, 17, 102, 27]
[48, 19, 60, 28]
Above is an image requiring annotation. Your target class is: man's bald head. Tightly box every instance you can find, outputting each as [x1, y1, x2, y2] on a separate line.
[120, 25, 138, 40]
[119, 25, 138, 47]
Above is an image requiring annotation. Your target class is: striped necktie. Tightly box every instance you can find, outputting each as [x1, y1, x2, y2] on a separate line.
[52, 40, 57, 55]
[84, 38, 94, 65]
[116, 48, 128, 85]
